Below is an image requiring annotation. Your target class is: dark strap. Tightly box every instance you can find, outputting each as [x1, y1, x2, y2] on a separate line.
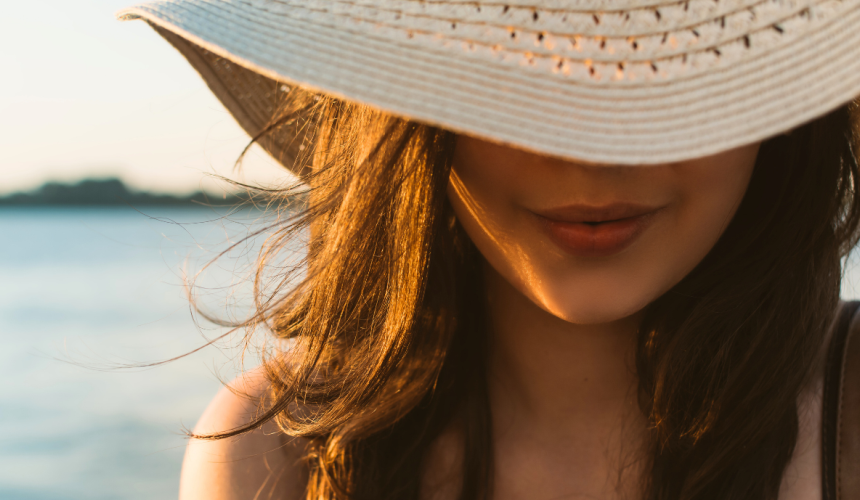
[823, 300, 860, 500]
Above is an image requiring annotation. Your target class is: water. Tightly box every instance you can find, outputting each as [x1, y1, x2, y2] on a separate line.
[3, 207, 860, 500]
[0, 206, 278, 500]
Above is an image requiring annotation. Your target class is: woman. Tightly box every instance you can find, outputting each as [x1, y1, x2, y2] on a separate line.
[120, 1, 860, 499]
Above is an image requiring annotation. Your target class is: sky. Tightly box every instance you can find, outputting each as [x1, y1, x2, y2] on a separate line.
[0, 0, 293, 195]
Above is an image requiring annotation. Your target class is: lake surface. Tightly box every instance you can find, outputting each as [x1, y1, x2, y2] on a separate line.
[3, 207, 860, 500]
[0, 206, 278, 500]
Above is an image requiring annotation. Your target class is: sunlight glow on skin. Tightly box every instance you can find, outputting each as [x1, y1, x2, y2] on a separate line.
[447, 135, 760, 325]
[448, 168, 552, 309]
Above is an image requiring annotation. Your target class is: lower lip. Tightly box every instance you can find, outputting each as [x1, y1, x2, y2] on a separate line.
[538, 213, 656, 258]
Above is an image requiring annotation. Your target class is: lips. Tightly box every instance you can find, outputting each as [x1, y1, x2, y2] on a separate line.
[533, 203, 662, 258]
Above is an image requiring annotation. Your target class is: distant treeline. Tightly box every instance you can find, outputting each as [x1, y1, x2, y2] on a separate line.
[0, 178, 246, 207]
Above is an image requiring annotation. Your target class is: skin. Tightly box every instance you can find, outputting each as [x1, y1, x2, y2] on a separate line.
[178, 371, 307, 500]
[179, 137, 823, 500]
[447, 135, 759, 325]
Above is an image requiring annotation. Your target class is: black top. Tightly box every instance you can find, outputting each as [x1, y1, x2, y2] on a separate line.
[821, 300, 859, 500]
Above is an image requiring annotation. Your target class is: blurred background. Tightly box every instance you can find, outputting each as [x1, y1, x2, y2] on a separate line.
[3, 1, 860, 500]
[2, 2, 295, 499]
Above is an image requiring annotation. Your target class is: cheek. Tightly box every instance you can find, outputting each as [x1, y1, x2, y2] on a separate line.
[622, 151, 758, 316]
[448, 140, 758, 325]
[447, 168, 538, 289]
[670, 154, 757, 276]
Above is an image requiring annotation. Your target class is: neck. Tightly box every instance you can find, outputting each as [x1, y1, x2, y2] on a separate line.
[482, 263, 648, 498]
[423, 263, 649, 500]
[485, 263, 643, 434]
[482, 261, 649, 500]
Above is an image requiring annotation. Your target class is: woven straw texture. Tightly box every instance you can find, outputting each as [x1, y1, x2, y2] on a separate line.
[119, 0, 860, 167]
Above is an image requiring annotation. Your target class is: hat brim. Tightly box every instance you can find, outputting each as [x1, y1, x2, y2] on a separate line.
[119, 0, 860, 169]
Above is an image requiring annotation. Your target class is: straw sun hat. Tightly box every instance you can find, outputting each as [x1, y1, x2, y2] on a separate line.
[118, 0, 860, 170]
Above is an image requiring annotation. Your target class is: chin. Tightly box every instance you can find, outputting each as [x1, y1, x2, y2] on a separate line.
[541, 286, 653, 326]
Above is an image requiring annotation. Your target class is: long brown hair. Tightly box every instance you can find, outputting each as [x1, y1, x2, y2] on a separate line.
[201, 91, 860, 500]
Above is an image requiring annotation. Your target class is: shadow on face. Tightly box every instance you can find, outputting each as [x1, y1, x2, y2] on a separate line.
[447, 135, 760, 325]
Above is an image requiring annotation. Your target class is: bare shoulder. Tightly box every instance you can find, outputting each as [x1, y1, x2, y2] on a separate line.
[778, 370, 824, 500]
[178, 366, 308, 500]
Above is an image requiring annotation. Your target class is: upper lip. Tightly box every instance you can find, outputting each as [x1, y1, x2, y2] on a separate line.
[533, 202, 663, 223]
